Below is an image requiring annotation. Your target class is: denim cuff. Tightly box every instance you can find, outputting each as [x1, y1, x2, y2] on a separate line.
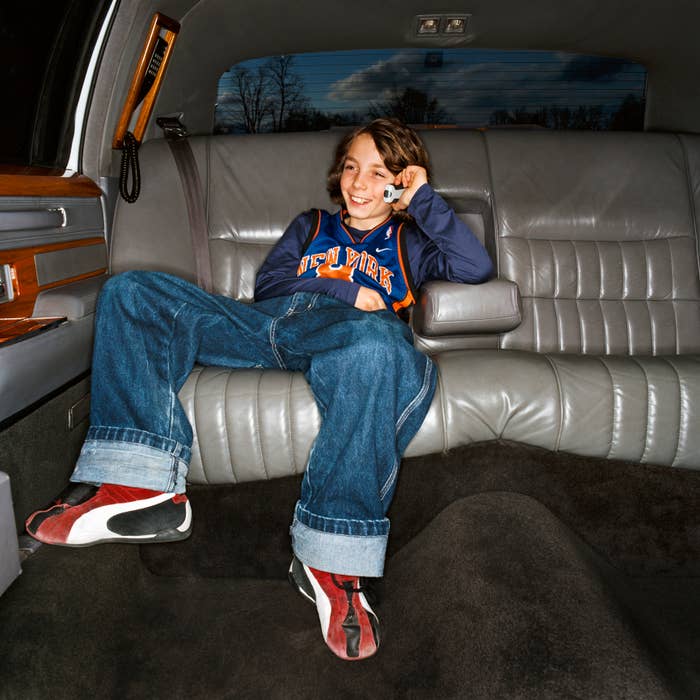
[71, 426, 191, 494]
[290, 515, 388, 577]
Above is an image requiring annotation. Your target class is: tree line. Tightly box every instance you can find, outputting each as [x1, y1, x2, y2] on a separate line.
[215, 56, 645, 134]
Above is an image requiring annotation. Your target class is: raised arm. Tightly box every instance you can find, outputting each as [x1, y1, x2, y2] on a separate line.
[403, 184, 494, 287]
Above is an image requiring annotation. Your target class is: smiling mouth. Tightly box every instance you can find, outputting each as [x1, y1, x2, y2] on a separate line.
[350, 195, 370, 205]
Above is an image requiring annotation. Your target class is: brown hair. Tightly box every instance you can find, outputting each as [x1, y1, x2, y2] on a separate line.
[327, 118, 432, 207]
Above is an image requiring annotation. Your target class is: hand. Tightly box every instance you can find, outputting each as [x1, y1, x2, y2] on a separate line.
[354, 287, 387, 312]
[392, 165, 428, 211]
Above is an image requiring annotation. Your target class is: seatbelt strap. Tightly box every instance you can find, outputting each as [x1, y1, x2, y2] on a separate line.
[157, 116, 213, 294]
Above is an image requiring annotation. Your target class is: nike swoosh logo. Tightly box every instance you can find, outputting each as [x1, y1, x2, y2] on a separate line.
[376, 247, 391, 253]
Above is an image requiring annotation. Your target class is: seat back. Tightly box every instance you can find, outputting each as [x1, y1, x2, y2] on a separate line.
[111, 129, 700, 358]
[485, 131, 700, 355]
[110, 129, 492, 301]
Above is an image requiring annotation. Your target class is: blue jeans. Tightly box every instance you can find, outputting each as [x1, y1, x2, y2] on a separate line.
[72, 271, 436, 576]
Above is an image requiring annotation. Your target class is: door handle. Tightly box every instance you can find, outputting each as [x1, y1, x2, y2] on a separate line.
[0, 208, 67, 233]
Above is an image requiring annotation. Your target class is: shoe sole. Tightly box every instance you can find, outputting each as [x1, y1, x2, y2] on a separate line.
[42, 524, 193, 547]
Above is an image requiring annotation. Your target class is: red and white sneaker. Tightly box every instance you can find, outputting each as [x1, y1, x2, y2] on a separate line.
[288, 556, 380, 661]
[25, 482, 192, 547]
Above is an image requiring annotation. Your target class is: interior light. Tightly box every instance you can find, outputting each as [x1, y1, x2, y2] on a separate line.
[445, 16, 467, 34]
[417, 17, 441, 34]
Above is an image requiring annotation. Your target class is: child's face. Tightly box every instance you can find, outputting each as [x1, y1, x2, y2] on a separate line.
[340, 133, 395, 230]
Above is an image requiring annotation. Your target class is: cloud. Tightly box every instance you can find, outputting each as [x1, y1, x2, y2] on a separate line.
[327, 52, 437, 102]
[324, 50, 644, 125]
[559, 54, 629, 82]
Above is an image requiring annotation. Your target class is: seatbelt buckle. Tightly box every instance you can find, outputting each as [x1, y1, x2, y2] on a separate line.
[156, 114, 189, 139]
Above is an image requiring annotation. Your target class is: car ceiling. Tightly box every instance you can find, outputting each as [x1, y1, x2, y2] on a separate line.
[85, 0, 700, 179]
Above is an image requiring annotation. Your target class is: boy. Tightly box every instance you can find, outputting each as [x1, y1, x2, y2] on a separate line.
[26, 119, 493, 660]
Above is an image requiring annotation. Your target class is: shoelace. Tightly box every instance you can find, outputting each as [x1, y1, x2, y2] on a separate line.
[331, 574, 378, 606]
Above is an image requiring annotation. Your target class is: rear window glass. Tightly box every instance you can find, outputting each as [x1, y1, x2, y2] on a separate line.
[215, 49, 646, 134]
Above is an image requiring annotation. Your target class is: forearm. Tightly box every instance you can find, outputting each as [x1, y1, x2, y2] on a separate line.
[255, 273, 360, 306]
[407, 184, 494, 284]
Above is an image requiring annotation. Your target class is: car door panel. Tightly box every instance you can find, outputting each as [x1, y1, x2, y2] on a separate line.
[0, 173, 106, 423]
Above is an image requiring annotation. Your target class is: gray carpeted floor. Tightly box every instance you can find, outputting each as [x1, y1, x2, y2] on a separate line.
[1, 442, 700, 699]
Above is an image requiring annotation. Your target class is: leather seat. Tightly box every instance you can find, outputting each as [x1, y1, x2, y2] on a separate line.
[109, 129, 700, 482]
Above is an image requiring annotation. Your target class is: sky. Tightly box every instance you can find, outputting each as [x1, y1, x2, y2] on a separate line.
[218, 48, 646, 128]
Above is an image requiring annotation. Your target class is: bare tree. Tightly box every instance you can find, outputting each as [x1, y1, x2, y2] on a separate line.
[369, 87, 446, 125]
[266, 55, 307, 131]
[216, 56, 309, 134]
[217, 65, 272, 134]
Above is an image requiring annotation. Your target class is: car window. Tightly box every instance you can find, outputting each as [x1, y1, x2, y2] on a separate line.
[0, 1, 111, 170]
[215, 49, 646, 134]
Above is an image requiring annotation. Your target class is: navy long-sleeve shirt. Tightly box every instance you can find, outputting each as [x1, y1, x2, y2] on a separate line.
[254, 183, 493, 307]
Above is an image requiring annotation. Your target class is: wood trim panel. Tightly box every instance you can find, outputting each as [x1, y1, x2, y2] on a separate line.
[112, 12, 181, 149]
[0, 170, 102, 198]
[0, 237, 107, 321]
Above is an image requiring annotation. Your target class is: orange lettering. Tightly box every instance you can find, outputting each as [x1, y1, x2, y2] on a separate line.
[379, 267, 394, 294]
[346, 248, 361, 269]
[359, 251, 368, 274]
[326, 246, 340, 265]
[310, 252, 327, 268]
[366, 254, 378, 281]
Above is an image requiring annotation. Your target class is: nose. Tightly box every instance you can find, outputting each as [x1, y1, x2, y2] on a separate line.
[351, 170, 368, 190]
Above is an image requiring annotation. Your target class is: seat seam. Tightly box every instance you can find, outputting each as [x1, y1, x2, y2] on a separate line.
[223, 370, 238, 484]
[528, 241, 538, 351]
[481, 131, 500, 274]
[598, 357, 617, 459]
[643, 240, 655, 355]
[191, 367, 207, 485]
[663, 357, 683, 467]
[630, 356, 652, 463]
[437, 368, 448, 451]
[675, 134, 700, 284]
[542, 354, 564, 451]
[255, 371, 270, 480]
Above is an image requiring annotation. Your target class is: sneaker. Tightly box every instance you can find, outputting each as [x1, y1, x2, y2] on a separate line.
[288, 556, 380, 661]
[25, 482, 192, 547]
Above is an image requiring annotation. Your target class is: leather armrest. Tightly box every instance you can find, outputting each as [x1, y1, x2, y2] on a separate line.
[412, 279, 521, 336]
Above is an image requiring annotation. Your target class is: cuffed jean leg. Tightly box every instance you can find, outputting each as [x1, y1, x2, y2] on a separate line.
[279, 303, 437, 577]
[72, 271, 286, 492]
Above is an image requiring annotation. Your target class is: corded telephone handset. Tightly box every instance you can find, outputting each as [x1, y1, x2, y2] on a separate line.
[136, 36, 169, 107]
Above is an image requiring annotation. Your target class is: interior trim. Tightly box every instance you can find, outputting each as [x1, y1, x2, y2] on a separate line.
[0, 237, 107, 319]
[0, 171, 102, 198]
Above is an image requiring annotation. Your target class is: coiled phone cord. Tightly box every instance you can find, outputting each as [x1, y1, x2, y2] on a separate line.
[119, 131, 141, 203]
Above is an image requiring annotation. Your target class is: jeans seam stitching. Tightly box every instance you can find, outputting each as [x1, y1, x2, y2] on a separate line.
[395, 358, 433, 434]
[296, 504, 388, 525]
[269, 294, 302, 369]
[379, 458, 398, 501]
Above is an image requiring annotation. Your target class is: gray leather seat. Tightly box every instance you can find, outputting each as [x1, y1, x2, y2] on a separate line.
[110, 129, 700, 482]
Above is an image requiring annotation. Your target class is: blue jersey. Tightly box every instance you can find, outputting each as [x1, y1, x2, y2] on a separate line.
[255, 184, 494, 310]
[297, 210, 416, 313]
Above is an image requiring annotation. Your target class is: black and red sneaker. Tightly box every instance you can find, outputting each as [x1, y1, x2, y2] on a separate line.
[288, 556, 380, 661]
[25, 482, 192, 547]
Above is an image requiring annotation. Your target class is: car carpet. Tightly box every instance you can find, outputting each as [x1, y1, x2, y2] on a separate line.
[1, 441, 700, 698]
[140, 440, 700, 580]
